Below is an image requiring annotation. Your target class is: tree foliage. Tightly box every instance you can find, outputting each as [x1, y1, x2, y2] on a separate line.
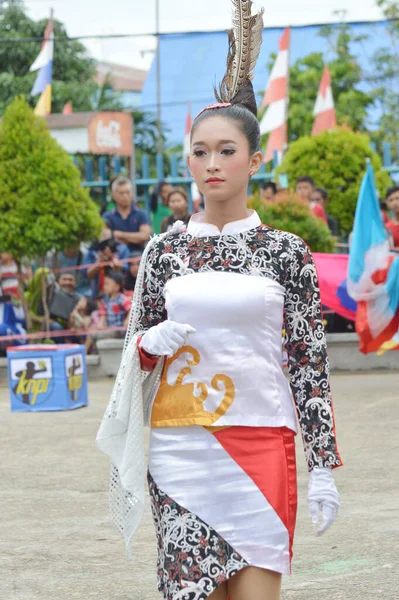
[367, 1, 399, 150]
[0, 97, 103, 259]
[278, 127, 391, 234]
[248, 192, 335, 253]
[0, 2, 122, 114]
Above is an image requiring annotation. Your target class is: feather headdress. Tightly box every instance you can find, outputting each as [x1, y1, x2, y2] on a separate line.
[215, 0, 264, 103]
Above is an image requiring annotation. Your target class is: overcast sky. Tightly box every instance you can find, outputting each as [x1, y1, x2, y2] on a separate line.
[24, 0, 383, 70]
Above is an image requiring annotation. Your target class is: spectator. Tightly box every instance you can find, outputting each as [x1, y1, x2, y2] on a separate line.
[151, 181, 174, 234]
[385, 186, 399, 248]
[50, 245, 90, 296]
[296, 176, 329, 223]
[48, 271, 82, 341]
[85, 223, 130, 299]
[295, 176, 315, 202]
[260, 181, 277, 204]
[311, 187, 338, 236]
[124, 251, 142, 294]
[160, 187, 192, 233]
[103, 176, 151, 253]
[98, 270, 131, 331]
[0, 253, 31, 301]
[69, 296, 99, 353]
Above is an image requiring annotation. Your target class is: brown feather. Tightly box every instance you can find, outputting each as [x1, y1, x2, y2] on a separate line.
[215, 0, 264, 102]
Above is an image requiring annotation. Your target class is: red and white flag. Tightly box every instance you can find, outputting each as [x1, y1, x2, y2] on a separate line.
[259, 28, 290, 164]
[183, 102, 192, 158]
[62, 101, 73, 115]
[312, 66, 337, 136]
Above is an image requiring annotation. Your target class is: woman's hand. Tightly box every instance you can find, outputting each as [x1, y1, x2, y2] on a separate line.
[308, 467, 340, 536]
[139, 320, 196, 358]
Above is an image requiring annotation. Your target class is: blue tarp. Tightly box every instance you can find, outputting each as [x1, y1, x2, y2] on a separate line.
[141, 21, 390, 145]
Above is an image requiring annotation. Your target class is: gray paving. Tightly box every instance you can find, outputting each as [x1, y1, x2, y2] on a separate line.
[0, 371, 398, 599]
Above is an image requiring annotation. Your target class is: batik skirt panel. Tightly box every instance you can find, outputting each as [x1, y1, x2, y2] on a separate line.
[148, 425, 298, 600]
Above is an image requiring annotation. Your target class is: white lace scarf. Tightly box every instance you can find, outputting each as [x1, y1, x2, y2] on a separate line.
[96, 221, 185, 558]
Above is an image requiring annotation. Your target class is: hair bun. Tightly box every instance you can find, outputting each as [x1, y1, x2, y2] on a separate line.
[230, 80, 258, 118]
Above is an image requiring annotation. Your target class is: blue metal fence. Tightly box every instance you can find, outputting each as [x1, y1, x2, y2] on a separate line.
[74, 152, 277, 215]
[75, 143, 399, 216]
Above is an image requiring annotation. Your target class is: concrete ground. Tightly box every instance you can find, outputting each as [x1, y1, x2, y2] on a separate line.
[0, 371, 398, 600]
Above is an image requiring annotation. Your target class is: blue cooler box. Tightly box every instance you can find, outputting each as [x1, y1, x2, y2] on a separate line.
[7, 344, 89, 412]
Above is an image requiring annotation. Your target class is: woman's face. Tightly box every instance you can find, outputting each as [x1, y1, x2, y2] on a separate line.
[188, 116, 262, 205]
[168, 192, 188, 216]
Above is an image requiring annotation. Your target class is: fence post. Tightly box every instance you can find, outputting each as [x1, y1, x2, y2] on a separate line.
[142, 154, 151, 215]
[383, 141, 392, 168]
[113, 156, 121, 175]
[156, 153, 164, 182]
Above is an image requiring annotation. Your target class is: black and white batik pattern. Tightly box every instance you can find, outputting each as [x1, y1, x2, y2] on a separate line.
[148, 472, 248, 600]
[138, 225, 342, 472]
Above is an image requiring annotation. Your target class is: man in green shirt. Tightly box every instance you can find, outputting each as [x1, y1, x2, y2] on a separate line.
[151, 181, 174, 234]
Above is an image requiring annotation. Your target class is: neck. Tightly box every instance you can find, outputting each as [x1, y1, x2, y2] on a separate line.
[203, 196, 249, 232]
[392, 215, 399, 224]
[117, 204, 131, 216]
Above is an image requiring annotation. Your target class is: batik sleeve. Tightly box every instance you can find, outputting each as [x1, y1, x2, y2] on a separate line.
[134, 240, 167, 370]
[283, 236, 342, 472]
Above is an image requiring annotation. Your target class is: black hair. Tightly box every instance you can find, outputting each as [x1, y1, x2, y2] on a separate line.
[104, 269, 124, 289]
[386, 185, 399, 200]
[313, 187, 328, 202]
[57, 270, 76, 282]
[150, 181, 172, 213]
[296, 176, 315, 187]
[261, 181, 277, 194]
[85, 298, 98, 315]
[191, 80, 260, 155]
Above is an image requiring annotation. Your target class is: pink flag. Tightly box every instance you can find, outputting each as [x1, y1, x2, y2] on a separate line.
[183, 102, 192, 158]
[259, 28, 290, 164]
[312, 66, 337, 136]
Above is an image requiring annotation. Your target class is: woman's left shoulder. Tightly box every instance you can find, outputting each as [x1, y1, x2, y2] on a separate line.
[258, 225, 310, 255]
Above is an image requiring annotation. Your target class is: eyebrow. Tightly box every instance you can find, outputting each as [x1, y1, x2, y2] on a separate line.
[192, 139, 238, 147]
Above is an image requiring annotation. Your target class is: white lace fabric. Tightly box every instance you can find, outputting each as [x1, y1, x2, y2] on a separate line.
[96, 222, 184, 557]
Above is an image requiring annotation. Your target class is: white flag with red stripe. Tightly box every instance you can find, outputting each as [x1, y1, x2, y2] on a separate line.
[312, 66, 337, 136]
[259, 28, 290, 164]
[183, 102, 192, 158]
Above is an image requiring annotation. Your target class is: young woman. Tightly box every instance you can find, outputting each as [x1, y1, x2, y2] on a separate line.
[97, 2, 342, 599]
[160, 187, 192, 233]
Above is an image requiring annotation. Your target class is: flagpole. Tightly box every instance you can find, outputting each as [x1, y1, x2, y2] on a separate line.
[155, 0, 163, 155]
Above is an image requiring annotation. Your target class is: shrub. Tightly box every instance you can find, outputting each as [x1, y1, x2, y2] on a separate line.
[249, 191, 336, 253]
[277, 127, 391, 233]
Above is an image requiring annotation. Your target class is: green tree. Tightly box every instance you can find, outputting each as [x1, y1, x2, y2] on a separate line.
[0, 97, 103, 326]
[260, 17, 373, 141]
[278, 128, 391, 233]
[367, 1, 399, 150]
[0, 2, 121, 114]
[249, 192, 335, 253]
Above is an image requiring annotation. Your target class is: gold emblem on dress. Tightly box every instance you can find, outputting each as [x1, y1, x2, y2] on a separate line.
[151, 345, 235, 427]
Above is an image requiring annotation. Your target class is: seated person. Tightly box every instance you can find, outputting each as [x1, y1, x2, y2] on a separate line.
[260, 181, 277, 204]
[160, 187, 192, 233]
[49, 245, 91, 296]
[98, 270, 131, 331]
[84, 223, 130, 298]
[69, 296, 99, 354]
[124, 251, 142, 295]
[311, 187, 338, 235]
[48, 271, 82, 341]
[385, 186, 399, 248]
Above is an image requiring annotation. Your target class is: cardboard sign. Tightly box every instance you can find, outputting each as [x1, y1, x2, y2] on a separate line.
[7, 344, 88, 412]
[88, 112, 133, 156]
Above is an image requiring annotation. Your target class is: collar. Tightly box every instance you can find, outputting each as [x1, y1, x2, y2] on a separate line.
[187, 210, 261, 238]
[114, 205, 137, 218]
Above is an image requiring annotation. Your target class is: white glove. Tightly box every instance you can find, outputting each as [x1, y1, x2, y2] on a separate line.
[139, 320, 196, 358]
[308, 467, 340, 536]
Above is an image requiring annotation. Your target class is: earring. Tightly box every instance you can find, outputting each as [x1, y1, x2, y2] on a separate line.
[250, 171, 254, 177]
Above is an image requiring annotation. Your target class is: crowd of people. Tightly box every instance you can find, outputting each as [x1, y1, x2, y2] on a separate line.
[0, 176, 193, 354]
[1, 173, 398, 354]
